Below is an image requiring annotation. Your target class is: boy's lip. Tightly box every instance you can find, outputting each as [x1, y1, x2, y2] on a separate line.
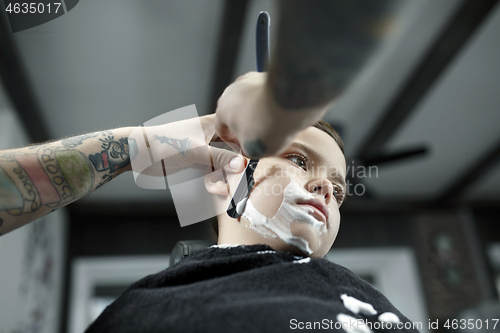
[296, 199, 329, 225]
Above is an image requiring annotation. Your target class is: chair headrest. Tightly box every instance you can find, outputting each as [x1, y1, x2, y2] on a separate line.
[169, 240, 217, 266]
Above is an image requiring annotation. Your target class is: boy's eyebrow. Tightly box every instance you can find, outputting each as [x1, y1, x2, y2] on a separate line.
[290, 142, 346, 189]
[332, 174, 347, 192]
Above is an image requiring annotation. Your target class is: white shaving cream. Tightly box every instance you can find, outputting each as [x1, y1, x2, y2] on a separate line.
[241, 180, 327, 254]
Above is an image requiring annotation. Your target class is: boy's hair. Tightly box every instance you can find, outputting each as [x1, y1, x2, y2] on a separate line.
[209, 120, 344, 236]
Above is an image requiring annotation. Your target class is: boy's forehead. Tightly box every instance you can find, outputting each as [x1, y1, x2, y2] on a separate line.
[295, 127, 347, 176]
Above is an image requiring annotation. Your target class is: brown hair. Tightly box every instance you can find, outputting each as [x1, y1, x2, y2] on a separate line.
[209, 120, 344, 236]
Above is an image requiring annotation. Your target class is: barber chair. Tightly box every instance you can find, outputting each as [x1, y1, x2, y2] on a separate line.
[169, 240, 217, 266]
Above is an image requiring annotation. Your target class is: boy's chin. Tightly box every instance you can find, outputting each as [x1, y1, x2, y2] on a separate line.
[289, 222, 322, 249]
[267, 223, 325, 257]
[241, 218, 328, 257]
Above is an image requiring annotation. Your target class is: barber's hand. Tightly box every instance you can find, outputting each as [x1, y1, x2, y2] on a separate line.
[129, 114, 246, 177]
[215, 72, 328, 158]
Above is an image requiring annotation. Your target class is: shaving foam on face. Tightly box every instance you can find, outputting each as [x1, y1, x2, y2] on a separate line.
[241, 179, 327, 254]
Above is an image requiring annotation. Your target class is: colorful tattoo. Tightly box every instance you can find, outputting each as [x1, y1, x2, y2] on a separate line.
[38, 147, 76, 206]
[1, 152, 41, 215]
[0, 166, 24, 210]
[89, 136, 130, 173]
[15, 154, 60, 205]
[55, 150, 93, 197]
[0, 130, 131, 227]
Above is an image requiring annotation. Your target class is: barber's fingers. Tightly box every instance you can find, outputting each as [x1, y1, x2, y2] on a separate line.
[185, 145, 246, 173]
[214, 79, 247, 148]
[214, 113, 241, 148]
[210, 146, 246, 173]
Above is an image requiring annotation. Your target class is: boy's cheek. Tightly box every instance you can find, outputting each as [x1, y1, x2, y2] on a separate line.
[327, 209, 341, 233]
[249, 176, 291, 218]
[249, 160, 305, 218]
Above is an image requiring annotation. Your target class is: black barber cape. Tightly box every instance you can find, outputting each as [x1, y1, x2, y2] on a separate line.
[86, 245, 419, 333]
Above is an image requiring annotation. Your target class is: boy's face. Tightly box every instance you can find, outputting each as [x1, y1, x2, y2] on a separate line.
[222, 126, 346, 258]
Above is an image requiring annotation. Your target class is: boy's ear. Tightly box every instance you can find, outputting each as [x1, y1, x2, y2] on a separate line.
[204, 169, 230, 196]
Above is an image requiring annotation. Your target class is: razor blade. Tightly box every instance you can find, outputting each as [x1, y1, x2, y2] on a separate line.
[225, 12, 270, 219]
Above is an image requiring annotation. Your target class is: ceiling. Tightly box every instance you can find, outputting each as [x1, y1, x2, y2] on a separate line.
[3, 0, 500, 208]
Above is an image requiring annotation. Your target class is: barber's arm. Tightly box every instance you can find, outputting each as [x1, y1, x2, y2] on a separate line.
[215, 0, 397, 158]
[0, 114, 244, 235]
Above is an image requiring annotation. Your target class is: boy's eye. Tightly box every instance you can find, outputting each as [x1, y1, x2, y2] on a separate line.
[333, 186, 345, 205]
[286, 154, 308, 170]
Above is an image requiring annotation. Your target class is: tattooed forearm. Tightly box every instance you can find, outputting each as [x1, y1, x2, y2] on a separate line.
[61, 131, 113, 148]
[0, 127, 133, 235]
[0, 154, 41, 215]
[37, 146, 78, 204]
[269, 0, 397, 109]
[152, 135, 191, 156]
[89, 135, 131, 172]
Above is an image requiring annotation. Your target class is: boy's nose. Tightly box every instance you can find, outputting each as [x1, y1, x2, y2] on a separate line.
[306, 179, 333, 204]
